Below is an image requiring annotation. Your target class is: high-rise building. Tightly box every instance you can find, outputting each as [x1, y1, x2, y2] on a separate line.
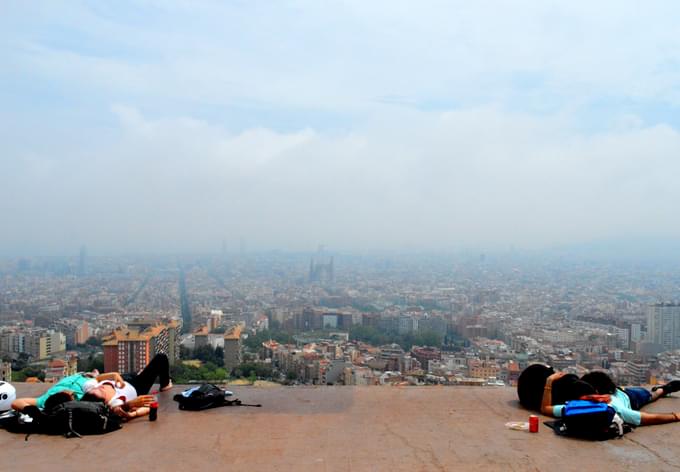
[223, 326, 242, 373]
[647, 303, 680, 352]
[26, 330, 66, 360]
[309, 246, 334, 284]
[74, 321, 90, 345]
[630, 323, 642, 344]
[0, 332, 26, 354]
[208, 310, 223, 332]
[103, 319, 181, 373]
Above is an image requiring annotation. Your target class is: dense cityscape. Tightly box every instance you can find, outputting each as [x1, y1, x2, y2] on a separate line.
[3, 248, 680, 389]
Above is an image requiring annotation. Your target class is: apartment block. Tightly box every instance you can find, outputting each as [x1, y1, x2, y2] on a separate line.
[103, 319, 181, 373]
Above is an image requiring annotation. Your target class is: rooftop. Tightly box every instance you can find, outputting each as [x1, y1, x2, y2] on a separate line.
[224, 325, 242, 340]
[5, 383, 680, 471]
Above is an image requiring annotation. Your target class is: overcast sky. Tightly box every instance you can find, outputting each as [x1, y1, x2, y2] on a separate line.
[2, 1, 680, 255]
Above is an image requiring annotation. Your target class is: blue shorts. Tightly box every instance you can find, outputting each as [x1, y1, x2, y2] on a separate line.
[624, 387, 652, 410]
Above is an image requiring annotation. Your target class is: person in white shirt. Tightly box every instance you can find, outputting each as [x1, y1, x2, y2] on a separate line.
[82, 354, 172, 419]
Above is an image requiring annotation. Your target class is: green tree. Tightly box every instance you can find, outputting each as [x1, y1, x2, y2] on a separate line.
[190, 345, 224, 367]
[12, 366, 45, 382]
[349, 325, 389, 346]
[170, 362, 229, 383]
[78, 354, 104, 373]
[12, 352, 31, 371]
[348, 325, 443, 350]
[232, 362, 273, 379]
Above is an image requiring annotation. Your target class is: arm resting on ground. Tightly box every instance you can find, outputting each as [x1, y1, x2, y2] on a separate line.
[113, 405, 149, 420]
[639, 412, 680, 426]
[11, 397, 37, 411]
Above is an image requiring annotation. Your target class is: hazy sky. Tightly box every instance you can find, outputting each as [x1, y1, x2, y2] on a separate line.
[2, 1, 680, 255]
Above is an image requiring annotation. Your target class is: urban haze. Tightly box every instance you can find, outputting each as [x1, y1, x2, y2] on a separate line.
[2, 0, 680, 423]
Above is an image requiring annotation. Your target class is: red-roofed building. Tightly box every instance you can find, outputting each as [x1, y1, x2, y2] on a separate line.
[103, 319, 181, 373]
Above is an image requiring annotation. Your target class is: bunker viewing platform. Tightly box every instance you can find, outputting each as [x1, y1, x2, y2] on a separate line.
[5, 383, 680, 471]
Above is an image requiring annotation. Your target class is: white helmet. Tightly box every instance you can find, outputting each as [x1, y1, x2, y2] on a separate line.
[0, 381, 16, 411]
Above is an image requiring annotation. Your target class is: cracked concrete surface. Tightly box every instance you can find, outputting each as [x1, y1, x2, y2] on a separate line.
[4, 383, 680, 471]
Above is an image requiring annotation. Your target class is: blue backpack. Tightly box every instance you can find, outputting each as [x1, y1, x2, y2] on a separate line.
[554, 400, 629, 440]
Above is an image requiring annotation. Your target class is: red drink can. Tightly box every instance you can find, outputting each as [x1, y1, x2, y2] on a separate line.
[529, 415, 539, 433]
[149, 402, 159, 421]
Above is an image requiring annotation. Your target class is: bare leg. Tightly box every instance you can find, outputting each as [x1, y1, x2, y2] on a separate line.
[650, 388, 665, 402]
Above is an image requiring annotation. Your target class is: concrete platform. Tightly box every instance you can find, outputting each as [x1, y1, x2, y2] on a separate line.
[4, 383, 680, 471]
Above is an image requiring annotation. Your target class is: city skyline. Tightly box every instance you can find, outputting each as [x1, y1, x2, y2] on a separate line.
[3, 249, 680, 388]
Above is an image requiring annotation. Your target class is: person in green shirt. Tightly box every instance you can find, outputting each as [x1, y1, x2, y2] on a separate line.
[11, 371, 126, 411]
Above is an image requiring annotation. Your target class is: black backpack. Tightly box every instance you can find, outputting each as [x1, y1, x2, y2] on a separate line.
[173, 384, 261, 410]
[4, 401, 123, 439]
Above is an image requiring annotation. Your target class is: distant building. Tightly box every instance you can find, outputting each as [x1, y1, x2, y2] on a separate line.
[1, 361, 11, 382]
[309, 253, 334, 284]
[321, 360, 351, 385]
[505, 361, 521, 386]
[103, 319, 181, 373]
[194, 325, 224, 350]
[52, 319, 91, 347]
[411, 346, 441, 371]
[223, 326, 242, 373]
[398, 315, 418, 334]
[630, 323, 642, 343]
[378, 344, 404, 371]
[468, 359, 500, 380]
[626, 361, 650, 385]
[0, 332, 26, 354]
[208, 310, 223, 332]
[74, 321, 90, 345]
[44, 356, 77, 383]
[647, 303, 680, 352]
[27, 330, 66, 360]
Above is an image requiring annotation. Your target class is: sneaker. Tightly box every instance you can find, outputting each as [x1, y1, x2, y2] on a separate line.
[652, 380, 680, 395]
[663, 380, 680, 394]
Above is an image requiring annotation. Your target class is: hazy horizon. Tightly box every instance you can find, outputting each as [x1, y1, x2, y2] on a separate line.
[4, 237, 680, 265]
[3, 1, 680, 255]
